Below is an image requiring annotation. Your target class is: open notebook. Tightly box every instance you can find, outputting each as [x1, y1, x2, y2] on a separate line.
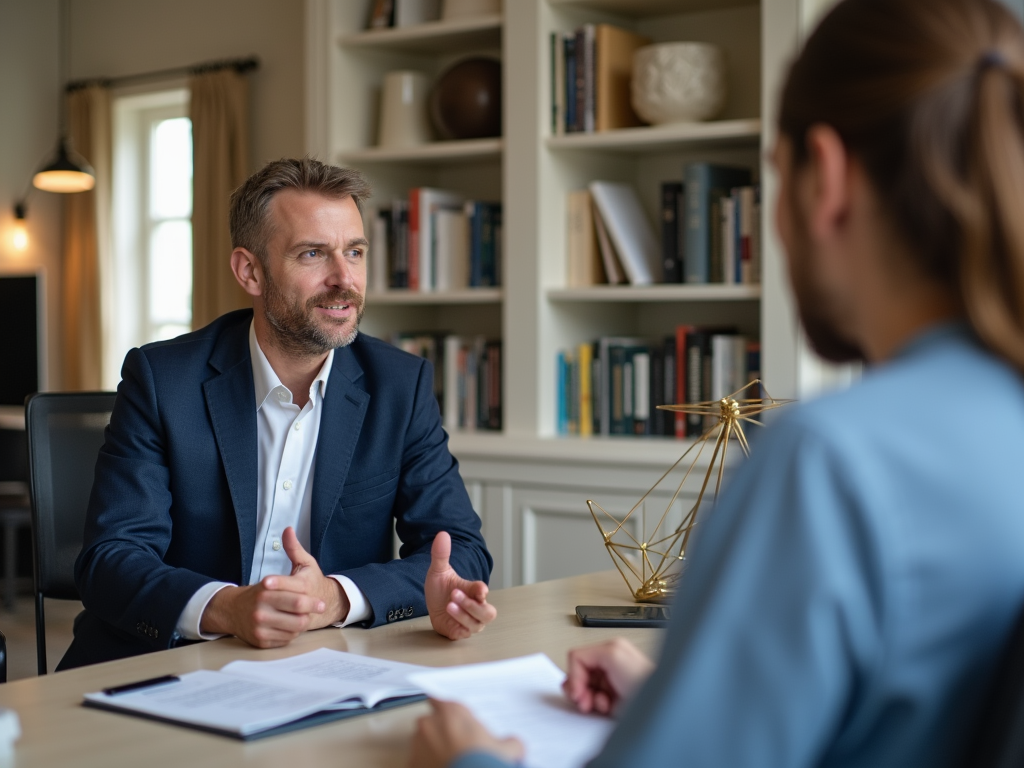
[83, 648, 427, 740]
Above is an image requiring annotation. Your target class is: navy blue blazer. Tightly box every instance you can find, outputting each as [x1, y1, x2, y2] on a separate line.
[63, 309, 491, 669]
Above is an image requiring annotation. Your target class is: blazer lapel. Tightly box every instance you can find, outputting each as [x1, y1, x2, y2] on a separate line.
[203, 318, 259, 584]
[310, 344, 369, 559]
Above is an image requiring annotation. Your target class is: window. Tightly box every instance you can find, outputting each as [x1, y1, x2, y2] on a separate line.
[108, 87, 193, 387]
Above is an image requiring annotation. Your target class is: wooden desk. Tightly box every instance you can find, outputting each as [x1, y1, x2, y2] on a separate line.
[0, 571, 664, 767]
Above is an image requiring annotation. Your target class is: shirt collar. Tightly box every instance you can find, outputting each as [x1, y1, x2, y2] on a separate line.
[249, 321, 333, 411]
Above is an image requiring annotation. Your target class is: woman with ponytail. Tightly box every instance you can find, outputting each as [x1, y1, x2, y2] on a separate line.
[410, 1, 1024, 766]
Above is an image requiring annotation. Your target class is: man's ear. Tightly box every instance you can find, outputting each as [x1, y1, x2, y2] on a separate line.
[801, 124, 853, 244]
[230, 247, 264, 298]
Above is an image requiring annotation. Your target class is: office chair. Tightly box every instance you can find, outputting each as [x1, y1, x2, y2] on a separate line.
[0, 427, 32, 610]
[25, 392, 116, 676]
[961, 602, 1024, 768]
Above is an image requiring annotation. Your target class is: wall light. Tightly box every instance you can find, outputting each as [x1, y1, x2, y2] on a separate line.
[11, 204, 28, 252]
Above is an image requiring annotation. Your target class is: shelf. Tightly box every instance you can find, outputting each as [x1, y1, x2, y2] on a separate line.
[340, 138, 503, 165]
[546, 119, 760, 153]
[339, 14, 502, 53]
[547, 0, 757, 17]
[448, 432, 728, 468]
[367, 288, 503, 305]
[548, 284, 761, 302]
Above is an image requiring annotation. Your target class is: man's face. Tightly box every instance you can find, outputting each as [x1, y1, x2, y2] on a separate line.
[772, 137, 865, 364]
[258, 190, 368, 358]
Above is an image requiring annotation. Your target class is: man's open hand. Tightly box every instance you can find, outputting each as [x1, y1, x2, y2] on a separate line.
[425, 531, 497, 640]
[200, 526, 349, 647]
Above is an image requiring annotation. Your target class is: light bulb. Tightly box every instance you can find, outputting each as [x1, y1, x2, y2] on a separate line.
[11, 220, 28, 252]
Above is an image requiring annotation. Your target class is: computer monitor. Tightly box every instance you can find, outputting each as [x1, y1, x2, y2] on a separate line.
[0, 274, 42, 406]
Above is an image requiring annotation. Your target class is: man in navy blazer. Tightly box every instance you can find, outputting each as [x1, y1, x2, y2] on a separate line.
[62, 158, 494, 669]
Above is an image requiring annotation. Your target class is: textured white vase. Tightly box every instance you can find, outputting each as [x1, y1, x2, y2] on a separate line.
[442, 0, 501, 20]
[631, 42, 727, 124]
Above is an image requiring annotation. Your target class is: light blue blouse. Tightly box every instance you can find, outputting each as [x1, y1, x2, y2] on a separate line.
[454, 323, 1024, 768]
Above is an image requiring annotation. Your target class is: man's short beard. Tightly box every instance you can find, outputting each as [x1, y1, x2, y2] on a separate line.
[262, 272, 364, 357]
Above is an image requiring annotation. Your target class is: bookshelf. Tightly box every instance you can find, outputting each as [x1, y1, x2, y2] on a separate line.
[306, 0, 806, 588]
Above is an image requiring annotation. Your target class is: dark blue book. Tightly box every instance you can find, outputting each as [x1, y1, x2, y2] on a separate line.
[660, 181, 684, 283]
[564, 35, 578, 133]
[683, 164, 752, 284]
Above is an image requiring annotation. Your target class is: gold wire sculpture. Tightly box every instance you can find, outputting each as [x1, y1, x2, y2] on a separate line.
[587, 380, 794, 603]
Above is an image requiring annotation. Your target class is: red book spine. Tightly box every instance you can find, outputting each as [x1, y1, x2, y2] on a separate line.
[408, 189, 421, 291]
[674, 324, 694, 438]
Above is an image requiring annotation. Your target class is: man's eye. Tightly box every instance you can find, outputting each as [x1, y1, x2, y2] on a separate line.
[301, 249, 321, 259]
[346, 249, 364, 260]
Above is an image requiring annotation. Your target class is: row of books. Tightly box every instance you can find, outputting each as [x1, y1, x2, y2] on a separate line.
[370, 191, 502, 293]
[566, 164, 761, 288]
[556, 327, 760, 438]
[550, 24, 651, 134]
[392, 333, 502, 432]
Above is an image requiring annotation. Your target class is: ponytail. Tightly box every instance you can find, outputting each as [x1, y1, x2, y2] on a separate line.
[779, 0, 1024, 373]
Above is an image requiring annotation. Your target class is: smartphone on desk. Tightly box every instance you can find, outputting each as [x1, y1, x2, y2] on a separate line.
[576, 605, 670, 628]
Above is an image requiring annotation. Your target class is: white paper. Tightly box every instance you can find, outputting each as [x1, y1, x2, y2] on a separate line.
[409, 654, 615, 768]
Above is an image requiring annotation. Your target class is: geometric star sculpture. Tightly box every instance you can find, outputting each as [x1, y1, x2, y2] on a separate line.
[587, 380, 794, 603]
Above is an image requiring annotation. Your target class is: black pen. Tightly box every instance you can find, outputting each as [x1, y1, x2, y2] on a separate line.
[102, 675, 181, 696]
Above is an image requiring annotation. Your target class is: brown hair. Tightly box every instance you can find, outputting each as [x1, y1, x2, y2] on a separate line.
[229, 157, 371, 263]
[779, 0, 1024, 371]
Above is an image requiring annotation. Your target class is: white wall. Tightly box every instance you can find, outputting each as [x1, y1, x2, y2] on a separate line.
[67, 0, 306, 172]
[0, 0, 65, 390]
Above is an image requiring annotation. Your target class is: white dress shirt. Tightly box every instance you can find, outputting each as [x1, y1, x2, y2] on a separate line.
[175, 322, 372, 640]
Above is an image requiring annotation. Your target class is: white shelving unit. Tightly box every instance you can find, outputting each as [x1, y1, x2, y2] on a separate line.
[305, 0, 804, 588]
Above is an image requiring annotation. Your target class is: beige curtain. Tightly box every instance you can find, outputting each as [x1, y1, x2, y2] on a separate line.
[190, 68, 251, 330]
[63, 85, 112, 391]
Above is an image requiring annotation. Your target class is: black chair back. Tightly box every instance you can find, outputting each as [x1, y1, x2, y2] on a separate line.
[25, 392, 115, 675]
[963, 603, 1024, 768]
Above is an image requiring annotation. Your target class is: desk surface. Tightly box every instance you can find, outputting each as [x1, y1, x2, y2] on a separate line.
[0, 570, 663, 767]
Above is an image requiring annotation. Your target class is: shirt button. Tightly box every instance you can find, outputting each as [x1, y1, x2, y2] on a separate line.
[283, 480, 293, 490]
[294, 422, 302, 431]
[272, 540, 281, 551]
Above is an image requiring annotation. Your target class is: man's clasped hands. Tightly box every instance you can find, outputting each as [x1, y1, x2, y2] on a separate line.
[200, 528, 496, 645]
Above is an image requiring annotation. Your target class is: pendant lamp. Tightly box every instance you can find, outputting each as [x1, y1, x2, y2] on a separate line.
[33, 0, 94, 194]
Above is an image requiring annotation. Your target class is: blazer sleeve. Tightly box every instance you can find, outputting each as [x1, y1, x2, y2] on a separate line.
[336, 357, 493, 627]
[74, 348, 220, 651]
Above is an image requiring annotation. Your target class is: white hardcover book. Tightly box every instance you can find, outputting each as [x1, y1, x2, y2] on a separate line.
[371, 211, 389, 293]
[633, 351, 650, 421]
[394, 0, 440, 26]
[588, 181, 660, 285]
[418, 189, 464, 292]
[443, 335, 462, 431]
[435, 209, 469, 291]
[711, 334, 736, 400]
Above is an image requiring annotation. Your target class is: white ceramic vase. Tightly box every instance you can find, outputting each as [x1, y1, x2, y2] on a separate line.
[377, 71, 432, 148]
[441, 0, 501, 20]
[631, 42, 727, 124]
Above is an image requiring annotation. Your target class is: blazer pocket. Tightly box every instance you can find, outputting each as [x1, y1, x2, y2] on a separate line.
[341, 472, 399, 509]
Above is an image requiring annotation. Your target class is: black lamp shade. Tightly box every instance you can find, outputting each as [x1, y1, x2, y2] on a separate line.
[32, 137, 95, 193]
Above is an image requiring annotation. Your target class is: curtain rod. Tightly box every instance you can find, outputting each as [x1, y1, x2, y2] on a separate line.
[65, 56, 259, 92]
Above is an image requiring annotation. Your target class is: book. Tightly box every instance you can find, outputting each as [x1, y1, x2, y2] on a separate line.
[592, 202, 627, 285]
[435, 208, 469, 291]
[368, 0, 395, 28]
[632, 349, 651, 435]
[370, 209, 391, 293]
[575, 28, 588, 133]
[589, 181, 660, 285]
[582, 24, 596, 133]
[660, 181, 684, 283]
[577, 342, 594, 437]
[598, 336, 647, 435]
[594, 24, 651, 131]
[551, 32, 565, 135]
[410, 188, 464, 292]
[564, 34, 578, 133]
[567, 190, 605, 287]
[683, 164, 752, 284]
[82, 648, 426, 741]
